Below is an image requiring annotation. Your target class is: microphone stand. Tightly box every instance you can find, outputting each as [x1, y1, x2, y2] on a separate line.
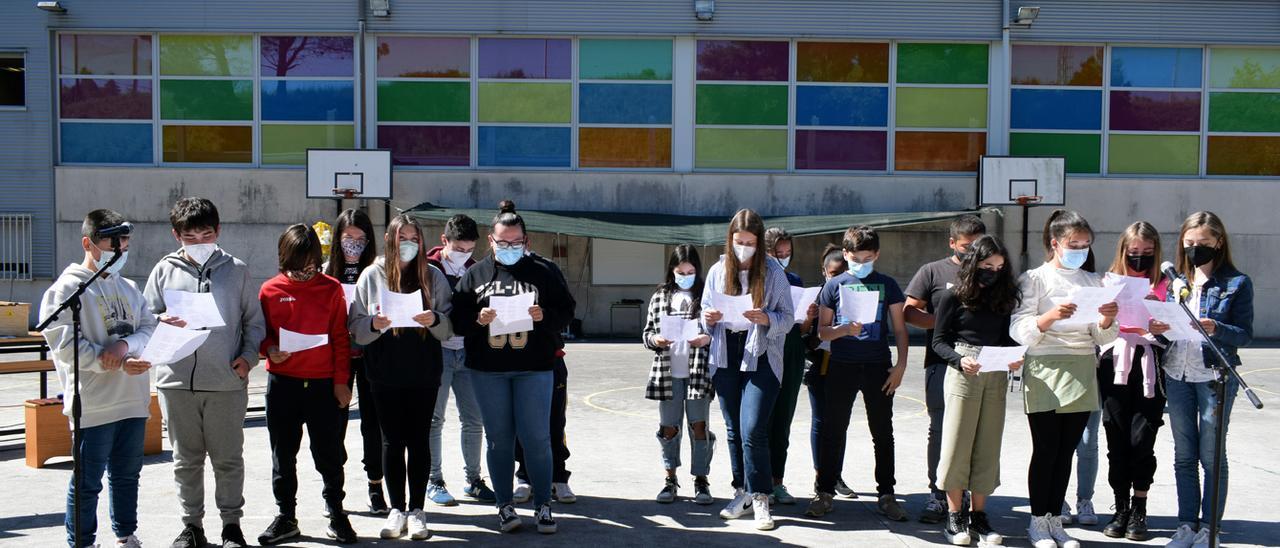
[34, 236, 124, 548]
[1170, 281, 1263, 548]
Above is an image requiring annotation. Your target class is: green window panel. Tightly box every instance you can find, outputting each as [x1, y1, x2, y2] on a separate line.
[1010, 132, 1101, 174]
[1209, 92, 1280, 133]
[695, 128, 787, 169]
[160, 80, 253, 120]
[1108, 134, 1199, 175]
[896, 43, 989, 84]
[261, 124, 355, 165]
[377, 81, 470, 122]
[477, 82, 571, 123]
[895, 87, 988, 128]
[695, 84, 788, 126]
[579, 39, 673, 80]
[1209, 48, 1280, 89]
[160, 34, 254, 76]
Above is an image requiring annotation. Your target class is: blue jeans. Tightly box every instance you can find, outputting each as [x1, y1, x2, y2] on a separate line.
[1074, 409, 1101, 501]
[66, 417, 147, 547]
[1166, 373, 1239, 526]
[712, 342, 780, 495]
[657, 377, 715, 476]
[470, 369, 553, 507]
[430, 348, 484, 483]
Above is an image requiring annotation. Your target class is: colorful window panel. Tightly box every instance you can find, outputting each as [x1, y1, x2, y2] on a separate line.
[578, 39, 673, 168]
[695, 40, 788, 169]
[375, 37, 471, 167]
[1207, 48, 1280, 176]
[477, 38, 571, 168]
[794, 42, 889, 171]
[1008, 45, 1103, 174]
[259, 36, 356, 165]
[894, 43, 988, 172]
[58, 34, 154, 164]
[1107, 47, 1203, 175]
[159, 34, 253, 164]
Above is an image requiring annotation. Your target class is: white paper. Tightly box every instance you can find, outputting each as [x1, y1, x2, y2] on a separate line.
[341, 284, 357, 311]
[279, 328, 328, 353]
[1053, 285, 1124, 328]
[163, 289, 225, 330]
[379, 288, 426, 329]
[1143, 301, 1207, 343]
[139, 322, 211, 365]
[790, 286, 822, 324]
[837, 286, 880, 325]
[711, 292, 754, 331]
[1105, 273, 1153, 327]
[659, 315, 701, 343]
[976, 345, 1028, 372]
[490, 293, 536, 337]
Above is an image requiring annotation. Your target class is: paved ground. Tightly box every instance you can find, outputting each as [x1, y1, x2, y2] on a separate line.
[1, 342, 1278, 547]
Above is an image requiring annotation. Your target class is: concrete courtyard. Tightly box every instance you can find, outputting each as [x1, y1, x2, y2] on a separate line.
[1, 342, 1277, 547]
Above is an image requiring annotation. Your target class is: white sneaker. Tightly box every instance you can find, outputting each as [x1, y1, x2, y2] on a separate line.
[407, 508, 432, 540]
[116, 535, 142, 548]
[1060, 501, 1074, 525]
[752, 493, 776, 531]
[1190, 527, 1212, 548]
[380, 508, 408, 539]
[553, 482, 577, 504]
[719, 488, 752, 520]
[1047, 514, 1081, 548]
[1029, 515, 1058, 548]
[513, 481, 532, 503]
[1075, 498, 1098, 526]
[1166, 524, 1198, 548]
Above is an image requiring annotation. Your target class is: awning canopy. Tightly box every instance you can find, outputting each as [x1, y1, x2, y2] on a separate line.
[405, 202, 978, 246]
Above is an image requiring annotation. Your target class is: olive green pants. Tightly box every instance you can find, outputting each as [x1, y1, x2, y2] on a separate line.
[937, 366, 1009, 496]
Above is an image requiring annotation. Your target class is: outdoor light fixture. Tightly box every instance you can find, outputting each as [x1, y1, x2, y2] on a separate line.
[694, 0, 715, 21]
[36, 1, 66, 13]
[369, 0, 390, 17]
[1010, 6, 1040, 28]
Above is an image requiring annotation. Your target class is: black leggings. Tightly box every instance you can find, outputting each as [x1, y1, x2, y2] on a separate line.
[517, 357, 571, 483]
[1027, 410, 1091, 516]
[372, 383, 440, 511]
[1100, 348, 1166, 497]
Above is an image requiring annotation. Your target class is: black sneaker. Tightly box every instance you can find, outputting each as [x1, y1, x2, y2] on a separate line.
[498, 503, 521, 533]
[257, 514, 301, 545]
[322, 502, 342, 518]
[944, 511, 972, 546]
[968, 511, 1003, 545]
[536, 503, 557, 534]
[1125, 499, 1149, 541]
[369, 483, 390, 515]
[171, 523, 206, 548]
[693, 476, 714, 505]
[220, 523, 247, 548]
[656, 476, 679, 504]
[1104, 499, 1131, 539]
[327, 512, 359, 544]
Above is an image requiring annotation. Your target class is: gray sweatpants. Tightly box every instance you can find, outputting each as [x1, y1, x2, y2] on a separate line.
[158, 388, 248, 527]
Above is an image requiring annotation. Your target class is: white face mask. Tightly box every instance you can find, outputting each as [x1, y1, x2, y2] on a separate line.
[445, 249, 473, 269]
[777, 256, 791, 269]
[183, 243, 218, 265]
[733, 244, 756, 263]
[94, 250, 128, 276]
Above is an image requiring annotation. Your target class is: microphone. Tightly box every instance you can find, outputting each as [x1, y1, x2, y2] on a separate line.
[96, 222, 133, 238]
[1161, 261, 1192, 303]
[1160, 261, 1182, 283]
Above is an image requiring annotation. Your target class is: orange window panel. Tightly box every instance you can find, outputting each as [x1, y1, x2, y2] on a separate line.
[894, 131, 986, 171]
[579, 127, 672, 168]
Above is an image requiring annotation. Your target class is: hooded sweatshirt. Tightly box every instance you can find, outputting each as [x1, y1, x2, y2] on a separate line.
[143, 247, 266, 391]
[450, 252, 574, 373]
[347, 257, 453, 387]
[426, 245, 476, 352]
[258, 272, 352, 385]
[40, 263, 157, 428]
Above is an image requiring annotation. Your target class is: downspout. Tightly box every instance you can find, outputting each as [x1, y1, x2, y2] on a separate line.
[357, 0, 368, 150]
[1002, 0, 1027, 271]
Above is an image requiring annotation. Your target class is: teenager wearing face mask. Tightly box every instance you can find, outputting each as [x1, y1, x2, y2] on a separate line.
[805, 225, 909, 522]
[1162, 212, 1252, 548]
[256, 225, 356, 545]
[422, 214, 496, 506]
[1010, 209, 1118, 548]
[643, 244, 715, 505]
[450, 200, 575, 534]
[801, 244, 855, 499]
[702, 209, 794, 531]
[931, 235, 1023, 546]
[1098, 221, 1171, 542]
[322, 208, 389, 515]
[347, 214, 454, 541]
[143, 197, 265, 548]
[762, 227, 811, 505]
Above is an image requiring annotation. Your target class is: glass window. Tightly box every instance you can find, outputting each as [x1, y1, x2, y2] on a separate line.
[0, 55, 23, 107]
[579, 127, 672, 168]
[795, 130, 887, 170]
[580, 39, 672, 80]
[1011, 45, 1103, 86]
[1011, 89, 1102, 131]
[1208, 92, 1280, 133]
[1210, 47, 1280, 89]
[377, 81, 469, 122]
[796, 42, 889, 83]
[1110, 47, 1202, 88]
[378, 125, 470, 166]
[694, 129, 787, 169]
[1109, 91, 1201, 132]
[260, 36, 353, 77]
[895, 88, 987, 129]
[59, 34, 152, 76]
[894, 131, 986, 171]
[1107, 134, 1199, 175]
[260, 80, 354, 122]
[162, 125, 252, 163]
[696, 84, 787, 125]
[795, 86, 888, 127]
[160, 80, 253, 121]
[261, 124, 354, 165]
[579, 84, 672, 125]
[896, 43, 988, 85]
[1010, 132, 1100, 174]
[478, 82, 572, 123]
[1207, 136, 1280, 176]
[696, 40, 788, 82]
[59, 79, 151, 119]
[377, 37, 469, 78]
[477, 126, 571, 167]
[159, 35, 254, 77]
[478, 38, 571, 79]
[60, 122, 152, 163]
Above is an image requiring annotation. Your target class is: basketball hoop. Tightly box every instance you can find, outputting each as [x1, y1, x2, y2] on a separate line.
[333, 188, 359, 200]
[1015, 195, 1043, 206]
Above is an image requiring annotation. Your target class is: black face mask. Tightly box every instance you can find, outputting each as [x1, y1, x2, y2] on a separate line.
[1125, 254, 1155, 274]
[1185, 245, 1218, 268]
[975, 268, 1001, 288]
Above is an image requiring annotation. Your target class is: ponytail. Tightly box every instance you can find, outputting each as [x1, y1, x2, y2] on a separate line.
[1042, 209, 1094, 264]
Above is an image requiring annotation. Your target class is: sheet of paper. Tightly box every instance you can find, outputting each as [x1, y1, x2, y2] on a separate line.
[163, 289, 225, 330]
[341, 284, 357, 311]
[379, 288, 426, 329]
[837, 286, 880, 325]
[659, 315, 701, 344]
[490, 292, 536, 337]
[139, 322, 211, 365]
[279, 328, 328, 353]
[1143, 301, 1207, 343]
[711, 292, 753, 331]
[790, 286, 822, 324]
[1105, 273, 1153, 327]
[1053, 285, 1124, 329]
[976, 345, 1028, 372]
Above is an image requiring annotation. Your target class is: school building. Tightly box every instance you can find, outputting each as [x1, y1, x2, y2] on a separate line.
[1, 1, 1277, 337]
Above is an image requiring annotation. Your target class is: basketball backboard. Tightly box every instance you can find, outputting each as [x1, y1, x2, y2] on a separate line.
[977, 155, 1065, 207]
[306, 149, 392, 200]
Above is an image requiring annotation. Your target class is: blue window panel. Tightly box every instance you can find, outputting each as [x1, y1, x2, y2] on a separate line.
[61, 122, 152, 163]
[260, 80, 354, 121]
[478, 126, 570, 167]
[1011, 89, 1103, 130]
[795, 86, 889, 127]
[579, 83, 672, 124]
[1111, 47, 1203, 88]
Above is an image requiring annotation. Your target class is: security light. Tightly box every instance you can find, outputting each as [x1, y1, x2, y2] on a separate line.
[36, 1, 66, 13]
[1011, 6, 1040, 28]
[369, 0, 390, 17]
[694, 0, 715, 21]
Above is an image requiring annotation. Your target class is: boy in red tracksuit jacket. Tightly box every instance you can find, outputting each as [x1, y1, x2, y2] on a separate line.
[256, 224, 358, 545]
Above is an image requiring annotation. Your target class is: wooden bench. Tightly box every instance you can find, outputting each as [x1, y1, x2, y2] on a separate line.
[24, 394, 164, 468]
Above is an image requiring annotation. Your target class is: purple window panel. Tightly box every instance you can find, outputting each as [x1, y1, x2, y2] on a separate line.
[795, 130, 888, 170]
[478, 38, 571, 79]
[378, 125, 470, 166]
[60, 78, 152, 119]
[696, 40, 789, 81]
[260, 36, 354, 77]
[1110, 91, 1201, 132]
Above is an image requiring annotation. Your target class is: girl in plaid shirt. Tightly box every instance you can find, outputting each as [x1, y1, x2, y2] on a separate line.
[642, 245, 715, 506]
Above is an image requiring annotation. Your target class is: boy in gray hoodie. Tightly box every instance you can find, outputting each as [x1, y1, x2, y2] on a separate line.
[41, 209, 156, 548]
[143, 197, 265, 548]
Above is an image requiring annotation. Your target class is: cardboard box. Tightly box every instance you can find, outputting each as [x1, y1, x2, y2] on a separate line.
[0, 302, 30, 337]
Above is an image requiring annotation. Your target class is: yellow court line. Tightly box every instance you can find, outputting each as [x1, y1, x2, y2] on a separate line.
[1240, 367, 1280, 377]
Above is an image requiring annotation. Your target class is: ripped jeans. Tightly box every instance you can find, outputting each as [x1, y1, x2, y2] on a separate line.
[657, 377, 715, 476]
